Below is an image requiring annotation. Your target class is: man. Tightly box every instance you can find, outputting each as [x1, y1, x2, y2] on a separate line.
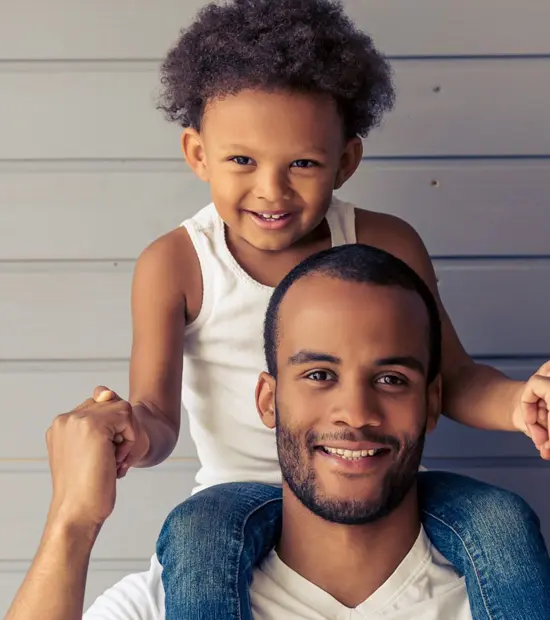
[8, 244, 477, 619]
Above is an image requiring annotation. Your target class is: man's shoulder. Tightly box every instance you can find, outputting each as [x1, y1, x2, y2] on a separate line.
[83, 555, 164, 620]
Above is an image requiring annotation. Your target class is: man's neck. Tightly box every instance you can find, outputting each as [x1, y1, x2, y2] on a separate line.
[277, 486, 421, 609]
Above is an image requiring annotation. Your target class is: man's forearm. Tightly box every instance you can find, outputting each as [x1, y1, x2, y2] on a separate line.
[443, 361, 522, 431]
[6, 511, 99, 620]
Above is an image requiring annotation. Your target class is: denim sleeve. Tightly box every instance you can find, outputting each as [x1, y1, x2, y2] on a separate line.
[419, 470, 550, 620]
[157, 482, 282, 620]
[157, 474, 550, 620]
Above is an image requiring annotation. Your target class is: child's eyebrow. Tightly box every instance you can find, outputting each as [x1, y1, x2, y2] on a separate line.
[220, 144, 329, 156]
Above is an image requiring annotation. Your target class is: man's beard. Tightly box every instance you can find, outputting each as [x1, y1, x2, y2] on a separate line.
[276, 405, 426, 525]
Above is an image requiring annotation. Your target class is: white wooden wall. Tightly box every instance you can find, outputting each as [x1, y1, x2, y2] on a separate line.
[1, 0, 550, 613]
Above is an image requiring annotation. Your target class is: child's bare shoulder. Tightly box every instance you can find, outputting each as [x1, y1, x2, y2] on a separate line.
[133, 226, 202, 319]
[355, 208, 437, 289]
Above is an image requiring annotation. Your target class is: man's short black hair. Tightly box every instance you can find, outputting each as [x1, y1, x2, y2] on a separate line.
[264, 244, 442, 384]
[159, 0, 394, 139]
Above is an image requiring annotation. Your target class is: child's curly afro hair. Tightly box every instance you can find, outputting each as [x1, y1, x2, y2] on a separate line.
[159, 0, 394, 138]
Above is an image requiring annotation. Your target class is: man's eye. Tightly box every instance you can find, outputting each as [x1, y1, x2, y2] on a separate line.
[230, 156, 254, 166]
[376, 375, 406, 386]
[305, 370, 335, 382]
[291, 159, 318, 168]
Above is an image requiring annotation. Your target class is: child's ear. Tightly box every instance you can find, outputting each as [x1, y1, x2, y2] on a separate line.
[256, 372, 277, 429]
[426, 374, 442, 434]
[181, 129, 209, 182]
[334, 137, 363, 190]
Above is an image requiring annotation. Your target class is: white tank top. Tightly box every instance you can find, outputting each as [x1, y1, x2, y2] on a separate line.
[181, 197, 357, 491]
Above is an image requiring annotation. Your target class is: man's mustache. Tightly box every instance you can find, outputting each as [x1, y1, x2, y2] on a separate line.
[306, 428, 401, 452]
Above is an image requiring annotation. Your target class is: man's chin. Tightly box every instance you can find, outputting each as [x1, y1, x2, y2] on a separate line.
[305, 493, 388, 525]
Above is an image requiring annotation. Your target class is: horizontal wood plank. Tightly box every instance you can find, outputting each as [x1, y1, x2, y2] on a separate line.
[0, 362, 197, 459]
[1, 359, 545, 461]
[1, 260, 549, 360]
[2, 160, 550, 260]
[1, 0, 550, 59]
[0, 462, 197, 562]
[1, 60, 550, 160]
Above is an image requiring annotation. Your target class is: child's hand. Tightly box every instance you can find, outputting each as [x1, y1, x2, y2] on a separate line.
[93, 386, 150, 478]
[513, 361, 550, 460]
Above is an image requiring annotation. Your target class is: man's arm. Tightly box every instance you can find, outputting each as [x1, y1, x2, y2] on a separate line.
[356, 209, 550, 456]
[6, 515, 98, 620]
[5, 392, 136, 620]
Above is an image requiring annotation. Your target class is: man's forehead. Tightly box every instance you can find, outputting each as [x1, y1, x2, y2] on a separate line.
[279, 275, 427, 325]
[277, 276, 430, 356]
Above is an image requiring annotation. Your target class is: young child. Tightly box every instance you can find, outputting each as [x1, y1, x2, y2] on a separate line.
[85, 0, 550, 618]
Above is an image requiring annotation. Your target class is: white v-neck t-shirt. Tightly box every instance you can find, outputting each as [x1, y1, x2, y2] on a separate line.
[84, 527, 472, 619]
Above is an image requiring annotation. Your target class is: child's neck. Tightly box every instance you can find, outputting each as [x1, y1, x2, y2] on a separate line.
[225, 218, 332, 288]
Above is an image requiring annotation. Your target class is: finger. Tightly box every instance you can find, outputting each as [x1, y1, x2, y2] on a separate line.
[93, 385, 122, 403]
[544, 408, 550, 450]
[538, 404, 548, 429]
[73, 397, 97, 412]
[535, 360, 550, 376]
[523, 400, 539, 427]
[115, 436, 138, 465]
[538, 445, 550, 461]
[117, 463, 130, 479]
[85, 405, 137, 447]
[529, 423, 548, 448]
[521, 376, 550, 420]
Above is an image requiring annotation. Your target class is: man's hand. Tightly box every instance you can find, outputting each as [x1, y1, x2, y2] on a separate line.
[46, 392, 138, 528]
[512, 361, 550, 460]
[91, 386, 151, 477]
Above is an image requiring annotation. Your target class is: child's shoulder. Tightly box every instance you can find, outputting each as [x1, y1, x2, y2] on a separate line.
[354, 207, 436, 289]
[135, 202, 215, 280]
[133, 223, 202, 319]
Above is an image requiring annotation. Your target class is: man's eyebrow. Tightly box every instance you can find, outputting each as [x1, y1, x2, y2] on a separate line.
[375, 356, 425, 375]
[288, 351, 342, 365]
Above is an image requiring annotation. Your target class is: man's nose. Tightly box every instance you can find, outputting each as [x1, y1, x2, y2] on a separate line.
[330, 382, 383, 429]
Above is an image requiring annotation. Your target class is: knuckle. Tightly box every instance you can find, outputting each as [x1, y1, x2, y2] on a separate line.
[51, 412, 68, 429]
[118, 401, 133, 416]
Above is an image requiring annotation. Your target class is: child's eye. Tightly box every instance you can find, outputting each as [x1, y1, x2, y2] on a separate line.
[229, 156, 255, 166]
[291, 159, 318, 169]
[305, 370, 336, 382]
[375, 374, 406, 387]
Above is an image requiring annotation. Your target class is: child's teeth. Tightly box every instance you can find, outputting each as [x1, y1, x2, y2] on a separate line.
[260, 213, 285, 220]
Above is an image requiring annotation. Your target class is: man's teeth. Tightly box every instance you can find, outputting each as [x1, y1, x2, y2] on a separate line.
[323, 446, 381, 460]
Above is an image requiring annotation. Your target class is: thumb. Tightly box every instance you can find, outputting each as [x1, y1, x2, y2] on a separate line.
[93, 385, 121, 403]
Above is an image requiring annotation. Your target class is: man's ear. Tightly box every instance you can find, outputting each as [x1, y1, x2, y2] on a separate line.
[334, 137, 363, 190]
[426, 374, 442, 434]
[256, 372, 277, 429]
[181, 128, 209, 182]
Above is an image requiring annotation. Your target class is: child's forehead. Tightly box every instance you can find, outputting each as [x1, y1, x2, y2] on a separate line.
[201, 88, 345, 147]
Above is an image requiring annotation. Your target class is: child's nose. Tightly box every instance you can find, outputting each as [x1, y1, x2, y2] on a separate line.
[254, 168, 291, 203]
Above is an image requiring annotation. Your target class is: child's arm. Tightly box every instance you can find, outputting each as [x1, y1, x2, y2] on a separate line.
[356, 209, 550, 457]
[102, 228, 200, 472]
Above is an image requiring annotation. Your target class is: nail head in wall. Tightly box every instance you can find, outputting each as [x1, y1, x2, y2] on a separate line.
[432, 85, 441, 93]
[431, 179, 440, 187]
